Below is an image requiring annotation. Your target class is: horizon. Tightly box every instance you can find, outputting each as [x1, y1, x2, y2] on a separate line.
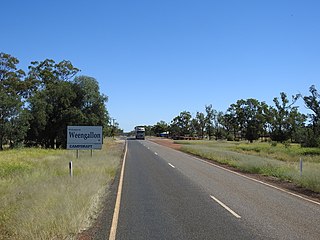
[2, 0, 319, 132]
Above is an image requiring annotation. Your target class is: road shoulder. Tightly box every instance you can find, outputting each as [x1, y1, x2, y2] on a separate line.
[150, 138, 320, 203]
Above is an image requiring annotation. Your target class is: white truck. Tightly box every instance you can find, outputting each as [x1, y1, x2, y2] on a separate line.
[135, 126, 145, 140]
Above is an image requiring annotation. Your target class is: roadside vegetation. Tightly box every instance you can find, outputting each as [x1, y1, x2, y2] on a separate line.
[0, 138, 123, 240]
[0, 52, 123, 151]
[176, 140, 320, 193]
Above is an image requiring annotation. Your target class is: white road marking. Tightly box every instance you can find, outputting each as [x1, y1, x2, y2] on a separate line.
[155, 152, 158, 155]
[109, 141, 128, 240]
[210, 195, 241, 219]
[190, 156, 320, 206]
[168, 163, 176, 168]
[150, 140, 320, 206]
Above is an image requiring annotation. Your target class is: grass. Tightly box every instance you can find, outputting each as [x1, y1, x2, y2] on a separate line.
[176, 140, 320, 193]
[0, 138, 124, 240]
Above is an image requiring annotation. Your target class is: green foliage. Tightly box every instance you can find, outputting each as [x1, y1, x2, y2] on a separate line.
[170, 111, 192, 137]
[152, 121, 169, 136]
[226, 98, 268, 142]
[0, 52, 31, 150]
[0, 53, 111, 149]
[26, 59, 108, 148]
[303, 85, 320, 147]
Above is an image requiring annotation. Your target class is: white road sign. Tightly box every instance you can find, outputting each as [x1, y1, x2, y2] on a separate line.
[67, 126, 102, 150]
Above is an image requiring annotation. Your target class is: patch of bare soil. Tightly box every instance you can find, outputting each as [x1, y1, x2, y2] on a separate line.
[150, 138, 320, 203]
[150, 138, 182, 150]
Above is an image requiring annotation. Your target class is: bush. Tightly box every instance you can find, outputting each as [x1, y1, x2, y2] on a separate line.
[271, 141, 278, 147]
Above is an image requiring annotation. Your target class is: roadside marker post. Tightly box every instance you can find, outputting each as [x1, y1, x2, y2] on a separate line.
[300, 158, 303, 177]
[69, 161, 73, 177]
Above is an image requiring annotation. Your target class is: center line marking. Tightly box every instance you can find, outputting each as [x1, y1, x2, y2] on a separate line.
[168, 163, 176, 168]
[210, 195, 241, 219]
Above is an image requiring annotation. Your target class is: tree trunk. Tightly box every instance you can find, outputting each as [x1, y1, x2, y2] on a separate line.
[0, 137, 3, 150]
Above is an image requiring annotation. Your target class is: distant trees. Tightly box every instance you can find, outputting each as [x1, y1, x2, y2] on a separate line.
[225, 99, 268, 142]
[152, 121, 169, 136]
[0, 52, 110, 149]
[170, 111, 192, 137]
[303, 85, 320, 147]
[152, 85, 320, 147]
[268, 92, 306, 143]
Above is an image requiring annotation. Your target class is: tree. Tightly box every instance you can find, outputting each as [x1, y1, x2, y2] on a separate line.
[269, 92, 301, 142]
[288, 107, 306, 143]
[303, 85, 320, 146]
[227, 99, 267, 143]
[27, 73, 109, 148]
[212, 110, 225, 140]
[26, 59, 81, 148]
[205, 104, 214, 140]
[72, 76, 109, 126]
[0, 52, 31, 150]
[170, 111, 192, 137]
[152, 121, 169, 136]
[195, 112, 206, 139]
[144, 125, 154, 136]
[222, 112, 239, 140]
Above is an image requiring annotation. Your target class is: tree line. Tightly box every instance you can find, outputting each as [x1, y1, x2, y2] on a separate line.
[0, 52, 116, 150]
[147, 86, 320, 147]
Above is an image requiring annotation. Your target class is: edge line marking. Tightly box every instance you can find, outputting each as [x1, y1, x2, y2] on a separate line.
[168, 163, 176, 168]
[210, 195, 241, 219]
[191, 156, 320, 206]
[109, 140, 128, 240]
[150, 140, 320, 206]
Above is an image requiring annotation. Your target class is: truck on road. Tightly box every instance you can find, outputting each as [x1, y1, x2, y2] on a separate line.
[135, 126, 145, 140]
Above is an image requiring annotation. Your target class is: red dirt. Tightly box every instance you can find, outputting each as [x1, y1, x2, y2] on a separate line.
[150, 138, 182, 150]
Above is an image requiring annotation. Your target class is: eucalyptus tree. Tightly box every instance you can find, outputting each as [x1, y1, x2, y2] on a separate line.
[303, 85, 320, 146]
[195, 112, 206, 139]
[227, 99, 267, 142]
[152, 120, 169, 136]
[0, 52, 31, 149]
[269, 92, 303, 142]
[26, 59, 80, 148]
[72, 75, 109, 127]
[205, 104, 215, 140]
[170, 111, 192, 137]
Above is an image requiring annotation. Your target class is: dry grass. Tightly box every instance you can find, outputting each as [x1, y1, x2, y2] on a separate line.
[0, 138, 124, 240]
[177, 140, 320, 193]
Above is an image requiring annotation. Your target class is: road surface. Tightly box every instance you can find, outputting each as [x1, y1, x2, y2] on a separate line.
[112, 140, 320, 240]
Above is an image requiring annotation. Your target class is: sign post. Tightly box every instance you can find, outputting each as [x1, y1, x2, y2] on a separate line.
[67, 126, 103, 151]
[66, 126, 102, 177]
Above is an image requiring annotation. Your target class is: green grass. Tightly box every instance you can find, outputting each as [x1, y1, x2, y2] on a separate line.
[176, 140, 320, 193]
[0, 138, 124, 240]
[232, 142, 320, 163]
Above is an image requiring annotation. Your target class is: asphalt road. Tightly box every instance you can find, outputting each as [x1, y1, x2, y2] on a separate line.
[114, 140, 320, 240]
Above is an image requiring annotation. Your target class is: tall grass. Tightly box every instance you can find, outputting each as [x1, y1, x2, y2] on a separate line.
[0, 138, 124, 240]
[232, 142, 320, 163]
[177, 140, 320, 193]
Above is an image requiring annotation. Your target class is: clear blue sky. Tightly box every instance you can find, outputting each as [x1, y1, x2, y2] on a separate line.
[2, 0, 320, 132]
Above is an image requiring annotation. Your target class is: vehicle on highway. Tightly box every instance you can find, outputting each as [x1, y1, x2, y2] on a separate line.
[135, 126, 145, 140]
